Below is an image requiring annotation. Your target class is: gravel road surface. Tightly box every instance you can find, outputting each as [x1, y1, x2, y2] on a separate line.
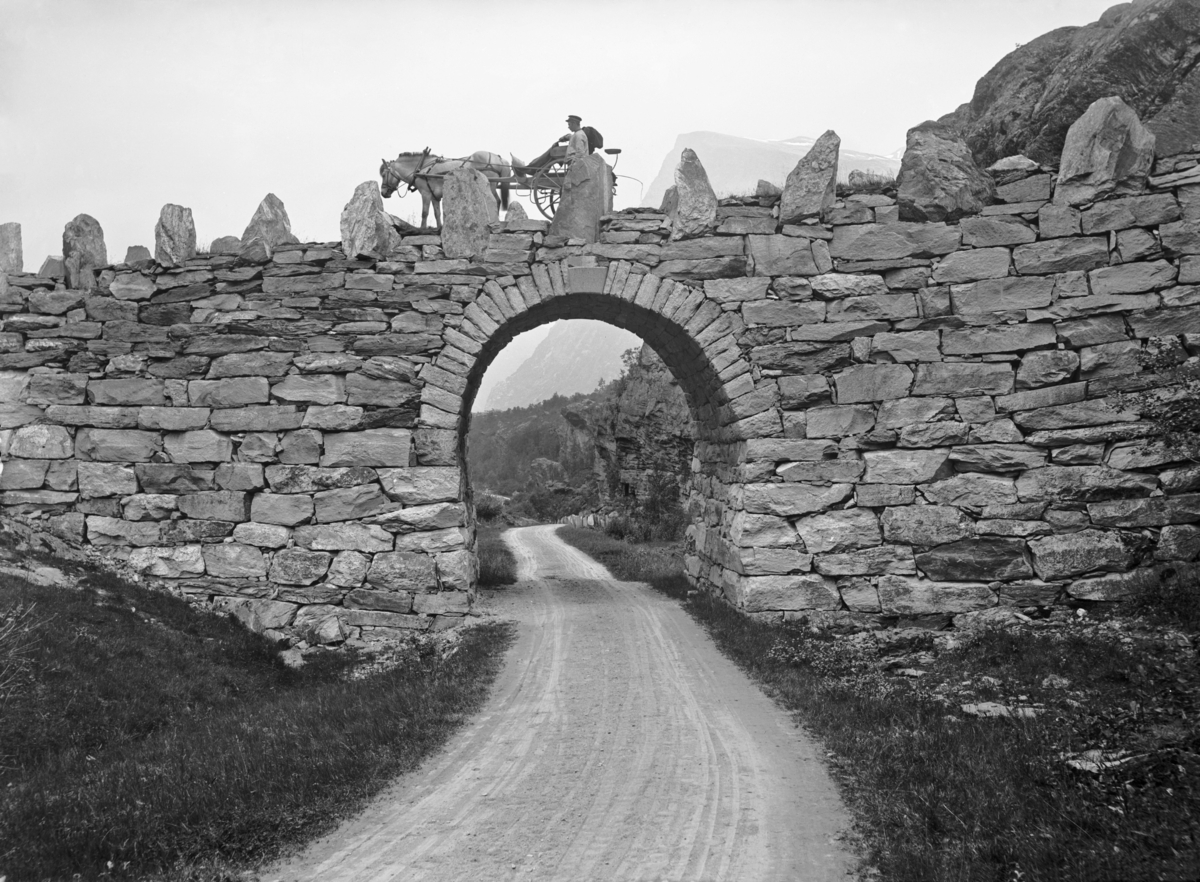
[264, 524, 856, 881]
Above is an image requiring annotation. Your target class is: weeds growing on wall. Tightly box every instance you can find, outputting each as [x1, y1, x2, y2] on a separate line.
[554, 528, 1200, 882]
[0, 552, 514, 880]
[1115, 336, 1200, 459]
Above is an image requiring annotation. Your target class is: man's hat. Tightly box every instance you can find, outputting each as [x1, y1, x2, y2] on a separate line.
[566, 114, 582, 123]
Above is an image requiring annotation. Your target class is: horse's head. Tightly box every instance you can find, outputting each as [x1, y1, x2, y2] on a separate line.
[380, 157, 400, 198]
[379, 148, 433, 198]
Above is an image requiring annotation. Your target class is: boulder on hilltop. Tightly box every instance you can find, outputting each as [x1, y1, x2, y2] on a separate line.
[941, 0, 1200, 167]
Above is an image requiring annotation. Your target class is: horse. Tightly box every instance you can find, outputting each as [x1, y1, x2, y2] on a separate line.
[379, 148, 511, 230]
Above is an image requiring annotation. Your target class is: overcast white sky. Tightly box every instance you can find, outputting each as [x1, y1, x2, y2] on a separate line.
[1, 0, 1117, 270]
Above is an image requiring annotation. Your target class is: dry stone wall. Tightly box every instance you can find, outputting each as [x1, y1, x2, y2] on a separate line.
[1, 129, 1199, 640]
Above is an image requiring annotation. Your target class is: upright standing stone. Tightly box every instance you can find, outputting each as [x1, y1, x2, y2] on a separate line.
[1055, 96, 1156, 207]
[440, 168, 495, 258]
[241, 193, 299, 256]
[504, 201, 528, 222]
[780, 130, 840, 224]
[62, 214, 107, 290]
[209, 236, 241, 255]
[154, 204, 197, 268]
[124, 245, 152, 264]
[897, 121, 995, 222]
[756, 180, 782, 198]
[0, 223, 22, 274]
[660, 185, 679, 215]
[38, 256, 64, 279]
[548, 153, 613, 244]
[669, 148, 717, 241]
[340, 182, 401, 259]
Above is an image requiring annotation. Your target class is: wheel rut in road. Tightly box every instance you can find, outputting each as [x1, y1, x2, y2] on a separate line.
[265, 524, 856, 881]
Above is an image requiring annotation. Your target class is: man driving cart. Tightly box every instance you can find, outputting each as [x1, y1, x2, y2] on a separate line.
[512, 114, 600, 182]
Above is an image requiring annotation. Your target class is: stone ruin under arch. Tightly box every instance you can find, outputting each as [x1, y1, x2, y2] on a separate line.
[1, 97, 1199, 643]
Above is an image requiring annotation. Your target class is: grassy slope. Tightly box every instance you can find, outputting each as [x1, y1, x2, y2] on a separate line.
[556, 526, 1200, 882]
[0, 539, 513, 881]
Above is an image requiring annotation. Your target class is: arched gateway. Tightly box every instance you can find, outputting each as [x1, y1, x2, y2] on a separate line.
[3, 137, 1199, 643]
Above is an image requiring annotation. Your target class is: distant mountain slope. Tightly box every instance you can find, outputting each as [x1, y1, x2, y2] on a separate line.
[472, 324, 552, 413]
[643, 132, 901, 208]
[480, 320, 642, 412]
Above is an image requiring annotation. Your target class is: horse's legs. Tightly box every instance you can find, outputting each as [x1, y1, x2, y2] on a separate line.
[417, 182, 432, 229]
[433, 197, 443, 230]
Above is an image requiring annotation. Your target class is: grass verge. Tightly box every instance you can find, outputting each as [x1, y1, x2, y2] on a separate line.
[555, 527, 1200, 882]
[477, 525, 518, 588]
[556, 526, 689, 599]
[0, 538, 514, 881]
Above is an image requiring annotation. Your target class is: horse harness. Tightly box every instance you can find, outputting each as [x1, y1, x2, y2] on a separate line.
[387, 148, 508, 194]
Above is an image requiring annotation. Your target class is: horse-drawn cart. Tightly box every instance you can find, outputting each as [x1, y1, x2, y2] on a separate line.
[380, 147, 622, 227]
[515, 149, 623, 220]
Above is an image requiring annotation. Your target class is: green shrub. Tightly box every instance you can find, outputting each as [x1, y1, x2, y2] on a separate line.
[477, 527, 517, 587]
[602, 472, 688, 543]
[1125, 563, 1200, 631]
[474, 492, 506, 523]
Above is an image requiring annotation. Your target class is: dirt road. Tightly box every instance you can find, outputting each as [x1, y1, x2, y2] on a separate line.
[264, 525, 856, 881]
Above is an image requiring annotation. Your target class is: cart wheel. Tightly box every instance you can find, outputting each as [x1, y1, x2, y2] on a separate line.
[531, 159, 569, 220]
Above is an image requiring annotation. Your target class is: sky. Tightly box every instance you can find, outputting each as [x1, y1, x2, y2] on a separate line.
[1, 0, 1119, 271]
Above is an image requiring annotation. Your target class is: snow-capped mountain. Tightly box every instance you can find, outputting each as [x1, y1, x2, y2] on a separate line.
[643, 131, 901, 208]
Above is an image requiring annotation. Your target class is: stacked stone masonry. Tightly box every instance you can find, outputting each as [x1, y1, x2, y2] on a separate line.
[2, 146, 1200, 640]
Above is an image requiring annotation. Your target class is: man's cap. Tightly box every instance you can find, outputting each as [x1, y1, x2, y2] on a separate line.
[566, 114, 582, 122]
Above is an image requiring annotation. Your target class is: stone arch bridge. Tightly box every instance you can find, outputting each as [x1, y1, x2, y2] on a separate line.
[1, 107, 1198, 642]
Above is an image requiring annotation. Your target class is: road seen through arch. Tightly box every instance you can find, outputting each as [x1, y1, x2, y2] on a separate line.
[265, 525, 856, 881]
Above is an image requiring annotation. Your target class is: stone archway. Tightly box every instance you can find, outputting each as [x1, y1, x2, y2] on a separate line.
[419, 250, 771, 604]
[449, 270, 753, 590]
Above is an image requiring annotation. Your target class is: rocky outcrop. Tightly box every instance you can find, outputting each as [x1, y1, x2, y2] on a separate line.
[897, 121, 994, 222]
[780, 130, 840, 224]
[564, 345, 693, 506]
[942, 0, 1200, 167]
